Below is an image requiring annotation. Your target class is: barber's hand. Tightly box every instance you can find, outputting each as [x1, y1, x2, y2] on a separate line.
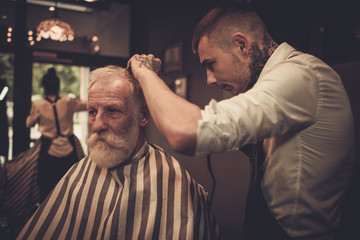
[127, 54, 161, 79]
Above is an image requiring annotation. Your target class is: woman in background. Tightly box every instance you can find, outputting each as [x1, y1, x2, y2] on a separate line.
[0, 67, 87, 237]
[26, 67, 87, 201]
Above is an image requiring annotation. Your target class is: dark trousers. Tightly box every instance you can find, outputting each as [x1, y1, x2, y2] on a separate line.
[38, 136, 78, 201]
[243, 143, 291, 240]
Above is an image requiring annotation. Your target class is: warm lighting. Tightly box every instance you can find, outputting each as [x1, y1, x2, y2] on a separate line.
[28, 30, 34, 45]
[92, 35, 99, 42]
[36, 5, 74, 42]
[94, 44, 100, 53]
[7, 27, 12, 43]
[36, 17, 74, 42]
[89, 35, 100, 54]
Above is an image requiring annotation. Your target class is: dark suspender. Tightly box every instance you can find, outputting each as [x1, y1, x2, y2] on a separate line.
[45, 96, 63, 137]
[38, 97, 79, 201]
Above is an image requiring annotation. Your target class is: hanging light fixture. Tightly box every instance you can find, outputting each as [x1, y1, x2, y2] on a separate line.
[36, 1, 74, 42]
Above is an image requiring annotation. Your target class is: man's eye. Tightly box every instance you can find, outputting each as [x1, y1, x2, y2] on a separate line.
[107, 109, 122, 117]
[207, 62, 214, 71]
[88, 109, 97, 117]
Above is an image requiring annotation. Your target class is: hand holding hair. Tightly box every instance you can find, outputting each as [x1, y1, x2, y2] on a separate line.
[127, 54, 162, 79]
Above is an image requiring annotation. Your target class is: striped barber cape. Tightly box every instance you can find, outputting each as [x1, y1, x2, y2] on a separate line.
[17, 143, 222, 240]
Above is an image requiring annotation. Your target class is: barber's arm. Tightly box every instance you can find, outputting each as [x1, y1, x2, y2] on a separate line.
[128, 54, 201, 155]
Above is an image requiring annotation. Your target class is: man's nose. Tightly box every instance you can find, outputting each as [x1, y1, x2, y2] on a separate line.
[206, 71, 217, 86]
[91, 113, 108, 133]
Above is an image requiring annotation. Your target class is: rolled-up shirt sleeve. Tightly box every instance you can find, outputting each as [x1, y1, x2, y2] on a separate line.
[196, 99, 252, 154]
[196, 61, 318, 155]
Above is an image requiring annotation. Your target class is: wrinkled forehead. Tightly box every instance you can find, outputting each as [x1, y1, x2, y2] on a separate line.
[88, 68, 133, 90]
[88, 77, 138, 105]
[90, 77, 132, 94]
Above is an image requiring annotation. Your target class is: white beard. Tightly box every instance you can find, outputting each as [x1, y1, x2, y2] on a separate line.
[86, 120, 140, 169]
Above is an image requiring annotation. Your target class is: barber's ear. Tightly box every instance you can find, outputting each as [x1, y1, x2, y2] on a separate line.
[139, 104, 150, 127]
[232, 32, 249, 56]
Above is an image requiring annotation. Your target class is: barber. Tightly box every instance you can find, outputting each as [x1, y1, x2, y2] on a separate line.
[128, 6, 354, 240]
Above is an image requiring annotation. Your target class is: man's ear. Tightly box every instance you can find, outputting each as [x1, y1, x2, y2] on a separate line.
[232, 32, 249, 56]
[139, 104, 150, 127]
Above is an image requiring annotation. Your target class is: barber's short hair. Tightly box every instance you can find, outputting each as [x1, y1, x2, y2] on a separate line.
[88, 65, 144, 106]
[41, 67, 60, 96]
[192, 7, 266, 53]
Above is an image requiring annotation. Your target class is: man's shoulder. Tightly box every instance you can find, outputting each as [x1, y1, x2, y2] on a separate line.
[147, 142, 161, 150]
[147, 143, 201, 182]
[147, 143, 179, 163]
[147, 142, 167, 155]
[69, 156, 94, 172]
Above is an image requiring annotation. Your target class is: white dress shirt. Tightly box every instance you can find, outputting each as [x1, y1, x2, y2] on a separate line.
[196, 43, 354, 239]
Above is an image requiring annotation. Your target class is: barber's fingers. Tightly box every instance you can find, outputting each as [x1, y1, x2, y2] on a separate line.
[147, 55, 162, 74]
[127, 54, 139, 72]
[128, 54, 162, 74]
[139, 54, 161, 68]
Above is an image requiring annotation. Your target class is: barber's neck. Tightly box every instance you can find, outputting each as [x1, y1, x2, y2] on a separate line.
[263, 32, 279, 57]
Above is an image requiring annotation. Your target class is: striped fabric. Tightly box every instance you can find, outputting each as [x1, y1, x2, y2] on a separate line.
[0, 136, 85, 217]
[17, 143, 221, 240]
[1, 140, 42, 216]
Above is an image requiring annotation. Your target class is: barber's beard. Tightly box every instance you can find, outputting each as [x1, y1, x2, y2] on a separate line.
[230, 53, 251, 94]
[86, 121, 140, 169]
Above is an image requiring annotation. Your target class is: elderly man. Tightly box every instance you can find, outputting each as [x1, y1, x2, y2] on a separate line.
[17, 66, 221, 240]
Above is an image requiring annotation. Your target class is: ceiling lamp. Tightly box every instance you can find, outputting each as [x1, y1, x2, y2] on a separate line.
[36, 3, 74, 42]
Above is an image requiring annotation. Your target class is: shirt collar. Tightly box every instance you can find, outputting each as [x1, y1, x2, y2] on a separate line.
[131, 140, 148, 162]
[108, 140, 149, 170]
[261, 42, 298, 74]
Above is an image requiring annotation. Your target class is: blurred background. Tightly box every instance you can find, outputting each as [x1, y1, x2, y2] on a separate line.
[1, 0, 359, 239]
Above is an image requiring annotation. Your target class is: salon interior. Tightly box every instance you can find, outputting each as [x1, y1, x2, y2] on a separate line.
[0, 0, 359, 239]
